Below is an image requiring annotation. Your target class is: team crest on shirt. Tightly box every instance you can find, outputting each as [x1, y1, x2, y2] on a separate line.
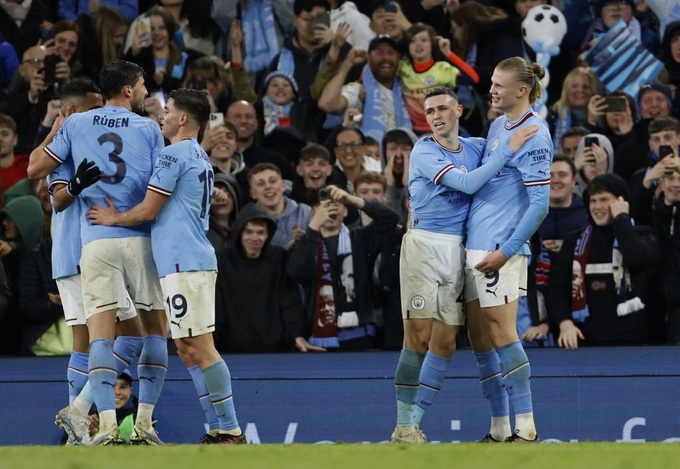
[425, 76, 436, 86]
[410, 295, 426, 310]
[459, 165, 468, 173]
[491, 139, 499, 151]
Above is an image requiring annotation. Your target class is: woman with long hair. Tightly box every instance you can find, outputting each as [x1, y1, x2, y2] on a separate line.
[548, 66, 602, 153]
[77, 7, 128, 83]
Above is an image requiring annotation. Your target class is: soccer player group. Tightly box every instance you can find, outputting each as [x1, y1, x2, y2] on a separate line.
[392, 56, 552, 444]
[28, 60, 244, 445]
[27, 54, 549, 446]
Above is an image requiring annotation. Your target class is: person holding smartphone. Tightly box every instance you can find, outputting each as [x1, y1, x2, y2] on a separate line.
[573, 133, 614, 196]
[586, 92, 637, 153]
[629, 116, 680, 227]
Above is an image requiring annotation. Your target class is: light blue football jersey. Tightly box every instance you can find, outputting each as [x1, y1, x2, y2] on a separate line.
[45, 106, 164, 245]
[408, 136, 485, 235]
[47, 161, 80, 279]
[466, 109, 553, 256]
[147, 138, 217, 277]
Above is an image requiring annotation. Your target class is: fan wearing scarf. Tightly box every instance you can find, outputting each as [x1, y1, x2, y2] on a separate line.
[286, 184, 399, 351]
[548, 173, 658, 349]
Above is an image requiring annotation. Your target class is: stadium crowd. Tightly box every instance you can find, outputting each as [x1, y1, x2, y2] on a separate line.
[0, 0, 679, 360]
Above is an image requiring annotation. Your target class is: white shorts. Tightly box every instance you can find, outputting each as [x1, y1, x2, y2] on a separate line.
[80, 237, 163, 320]
[57, 274, 137, 326]
[399, 229, 466, 326]
[160, 271, 217, 339]
[464, 249, 527, 308]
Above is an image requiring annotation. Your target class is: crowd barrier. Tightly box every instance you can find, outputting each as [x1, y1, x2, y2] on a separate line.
[1, 347, 680, 445]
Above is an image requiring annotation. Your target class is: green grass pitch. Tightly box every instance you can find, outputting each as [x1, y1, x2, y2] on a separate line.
[2, 443, 680, 469]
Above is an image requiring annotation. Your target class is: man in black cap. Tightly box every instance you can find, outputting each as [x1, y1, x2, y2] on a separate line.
[548, 173, 658, 349]
[317, 35, 413, 144]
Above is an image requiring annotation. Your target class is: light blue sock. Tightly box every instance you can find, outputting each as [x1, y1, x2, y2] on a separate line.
[76, 336, 143, 409]
[88, 339, 117, 412]
[113, 336, 144, 372]
[202, 360, 239, 432]
[497, 341, 533, 414]
[475, 350, 509, 417]
[67, 352, 89, 405]
[395, 349, 424, 426]
[137, 335, 168, 406]
[412, 351, 450, 425]
[188, 365, 220, 432]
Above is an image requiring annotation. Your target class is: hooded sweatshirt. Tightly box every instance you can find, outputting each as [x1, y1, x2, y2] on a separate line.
[214, 204, 305, 353]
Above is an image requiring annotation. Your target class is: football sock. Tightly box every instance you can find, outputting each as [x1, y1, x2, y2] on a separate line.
[88, 339, 117, 430]
[202, 360, 239, 433]
[136, 335, 168, 430]
[72, 335, 143, 416]
[67, 351, 88, 405]
[497, 341, 536, 437]
[412, 352, 450, 425]
[188, 365, 220, 433]
[395, 349, 424, 427]
[475, 349, 511, 440]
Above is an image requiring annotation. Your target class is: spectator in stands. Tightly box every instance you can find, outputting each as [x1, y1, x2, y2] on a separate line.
[614, 82, 673, 183]
[246, 163, 312, 249]
[329, 1, 373, 50]
[51, 20, 83, 78]
[561, 126, 590, 161]
[208, 173, 242, 252]
[59, 0, 137, 23]
[125, 0, 214, 56]
[208, 119, 250, 201]
[366, 1, 408, 42]
[586, 91, 637, 153]
[87, 371, 141, 444]
[548, 67, 602, 153]
[0, 0, 53, 59]
[125, 6, 195, 95]
[397, 23, 459, 135]
[549, 173, 658, 349]
[0, 114, 30, 192]
[381, 128, 416, 225]
[331, 127, 376, 191]
[225, 100, 297, 195]
[574, 133, 614, 195]
[630, 116, 680, 227]
[287, 185, 399, 350]
[291, 143, 334, 205]
[77, 6, 128, 83]
[527, 156, 588, 345]
[316, 35, 412, 145]
[0, 194, 45, 355]
[214, 204, 305, 353]
[648, 166, 680, 344]
[661, 21, 680, 114]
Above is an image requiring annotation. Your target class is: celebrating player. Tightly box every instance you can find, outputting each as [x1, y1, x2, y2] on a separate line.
[87, 88, 246, 444]
[28, 60, 169, 446]
[465, 57, 553, 443]
[392, 86, 537, 443]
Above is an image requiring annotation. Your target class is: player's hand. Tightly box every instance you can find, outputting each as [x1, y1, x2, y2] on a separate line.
[68, 159, 101, 197]
[87, 197, 119, 226]
[474, 249, 508, 273]
[508, 125, 538, 154]
[558, 320, 584, 350]
[295, 336, 327, 352]
[42, 99, 61, 127]
[609, 196, 629, 218]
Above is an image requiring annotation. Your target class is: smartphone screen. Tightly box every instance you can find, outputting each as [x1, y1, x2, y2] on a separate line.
[604, 96, 627, 113]
[584, 136, 598, 148]
[659, 145, 674, 159]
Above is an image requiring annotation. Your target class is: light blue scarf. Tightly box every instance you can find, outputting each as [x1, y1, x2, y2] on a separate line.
[242, 0, 280, 73]
[361, 64, 412, 144]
